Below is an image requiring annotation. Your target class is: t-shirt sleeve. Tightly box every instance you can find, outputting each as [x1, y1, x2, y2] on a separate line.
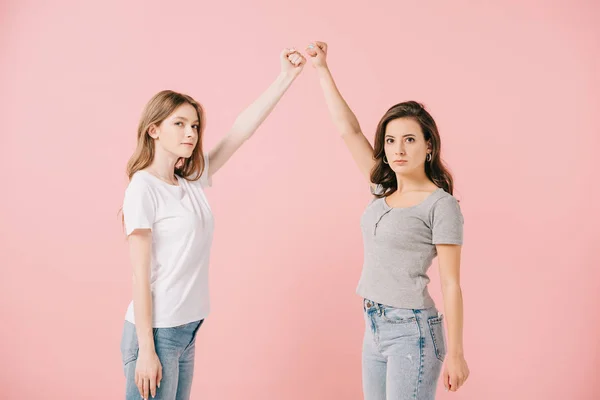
[368, 184, 386, 206]
[430, 196, 464, 245]
[199, 152, 211, 188]
[122, 179, 156, 236]
[370, 184, 385, 196]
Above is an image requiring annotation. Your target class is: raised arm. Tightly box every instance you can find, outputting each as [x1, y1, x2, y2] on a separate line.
[207, 48, 306, 177]
[307, 41, 375, 186]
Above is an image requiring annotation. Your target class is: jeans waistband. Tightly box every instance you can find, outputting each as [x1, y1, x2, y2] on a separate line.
[363, 298, 440, 317]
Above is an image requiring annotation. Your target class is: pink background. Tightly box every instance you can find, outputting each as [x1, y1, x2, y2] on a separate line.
[1, 0, 598, 399]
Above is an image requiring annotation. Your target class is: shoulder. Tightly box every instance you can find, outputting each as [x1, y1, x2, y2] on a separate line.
[428, 190, 463, 219]
[125, 171, 158, 198]
[182, 152, 211, 188]
[370, 184, 390, 197]
[366, 184, 387, 208]
[432, 190, 460, 206]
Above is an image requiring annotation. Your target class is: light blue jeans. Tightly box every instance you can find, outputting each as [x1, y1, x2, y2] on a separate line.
[362, 299, 446, 400]
[120, 320, 203, 400]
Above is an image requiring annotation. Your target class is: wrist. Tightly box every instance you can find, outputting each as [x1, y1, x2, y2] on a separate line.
[278, 71, 297, 83]
[447, 350, 465, 358]
[139, 342, 156, 354]
[136, 327, 155, 353]
[315, 64, 330, 74]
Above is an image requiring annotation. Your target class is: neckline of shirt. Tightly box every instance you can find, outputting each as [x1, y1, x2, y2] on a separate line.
[381, 188, 444, 211]
[138, 170, 183, 189]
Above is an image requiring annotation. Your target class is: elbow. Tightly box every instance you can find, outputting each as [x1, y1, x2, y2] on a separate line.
[441, 281, 462, 293]
[333, 117, 360, 136]
[230, 121, 254, 142]
[339, 127, 361, 138]
[131, 269, 150, 287]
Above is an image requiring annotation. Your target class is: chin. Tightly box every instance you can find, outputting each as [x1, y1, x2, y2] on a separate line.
[391, 164, 409, 172]
[392, 165, 418, 174]
[178, 150, 194, 159]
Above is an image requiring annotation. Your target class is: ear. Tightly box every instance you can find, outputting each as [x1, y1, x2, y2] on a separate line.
[426, 139, 432, 153]
[148, 124, 159, 139]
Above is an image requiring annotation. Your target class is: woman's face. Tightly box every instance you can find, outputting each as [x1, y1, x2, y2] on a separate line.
[383, 117, 431, 175]
[150, 103, 199, 158]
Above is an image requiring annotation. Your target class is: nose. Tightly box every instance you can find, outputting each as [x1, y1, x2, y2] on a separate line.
[394, 141, 406, 155]
[185, 127, 195, 138]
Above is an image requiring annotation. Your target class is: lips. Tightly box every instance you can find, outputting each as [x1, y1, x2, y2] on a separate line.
[393, 160, 407, 164]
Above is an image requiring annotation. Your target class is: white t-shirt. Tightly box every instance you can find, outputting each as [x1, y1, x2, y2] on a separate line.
[122, 155, 214, 328]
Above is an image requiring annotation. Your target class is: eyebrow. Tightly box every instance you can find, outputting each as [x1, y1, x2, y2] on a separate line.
[385, 134, 416, 138]
[173, 116, 200, 123]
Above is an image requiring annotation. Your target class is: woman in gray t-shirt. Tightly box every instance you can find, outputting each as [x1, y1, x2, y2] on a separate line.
[307, 41, 470, 398]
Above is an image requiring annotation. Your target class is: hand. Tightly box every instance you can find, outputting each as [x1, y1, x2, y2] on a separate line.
[280, 48, 306, 78]
[305, 41, 328, 69]
[443, 354, 470, 392]
[135, 349, 162, 399]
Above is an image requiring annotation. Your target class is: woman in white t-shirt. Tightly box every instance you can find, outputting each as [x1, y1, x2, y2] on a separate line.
[119, 48, 307, 400]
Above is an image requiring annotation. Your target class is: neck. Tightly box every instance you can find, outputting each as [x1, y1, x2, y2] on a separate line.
[394, 169, 432, 193]
[148, 146, 179, 179]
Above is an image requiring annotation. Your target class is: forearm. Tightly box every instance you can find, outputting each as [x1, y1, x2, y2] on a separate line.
[229, 72, 297, 141]
[441, 282, 465, 356]
[129, 240, 155, 353]
[132, 276, 154, 352]
[316, 66, 362, 136]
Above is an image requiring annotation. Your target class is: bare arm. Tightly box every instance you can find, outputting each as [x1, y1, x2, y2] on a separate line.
[207, 49, 306, 177]
[128, 230, 162, 400]
[437, 244, 470, 392]
[128, 231, 154, 353]
[307, 41, 375, 186]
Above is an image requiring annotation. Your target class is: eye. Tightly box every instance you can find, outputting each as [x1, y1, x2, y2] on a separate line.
[385, 138, 394, 144]
[405, 137, 415, 143]
[175, 122, 183, 126]
[192, 124, 199, 130]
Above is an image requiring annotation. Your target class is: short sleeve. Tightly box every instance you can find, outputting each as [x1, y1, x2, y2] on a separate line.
[200, 153, 212, 188]
[430, 196, 464, 245]
[370, 184, 385, 196]
[195, 152, 212, 188]
[368, 184, 386, 206]
[122, 179, 156, 236]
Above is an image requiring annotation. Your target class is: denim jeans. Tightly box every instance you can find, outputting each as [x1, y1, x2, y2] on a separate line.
[120, 320, 203, 400]
[362, 299, 446, 399]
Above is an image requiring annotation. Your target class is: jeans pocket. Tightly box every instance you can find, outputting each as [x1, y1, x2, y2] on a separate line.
[122, 348, 138, 367]
[120, 322, 158, 367]
[381, 307, 417, 324]
[120, 322, 139, 367]
[427, 314, 447, 362]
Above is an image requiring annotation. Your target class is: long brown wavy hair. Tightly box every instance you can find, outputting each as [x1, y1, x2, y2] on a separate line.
[119, 90, 206, 228]
[371, 101, 454, 197]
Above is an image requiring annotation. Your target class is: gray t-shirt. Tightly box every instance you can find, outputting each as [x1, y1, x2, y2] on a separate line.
[356, 186, 464, 309]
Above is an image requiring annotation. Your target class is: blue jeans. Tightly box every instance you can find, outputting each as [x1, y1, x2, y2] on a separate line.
[362, 299, 446, 400]
[120, 320, 203, 400]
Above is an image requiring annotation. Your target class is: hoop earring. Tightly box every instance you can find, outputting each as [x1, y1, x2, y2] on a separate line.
[426, 153, 432, 162]
[383, 156, 389, 164]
